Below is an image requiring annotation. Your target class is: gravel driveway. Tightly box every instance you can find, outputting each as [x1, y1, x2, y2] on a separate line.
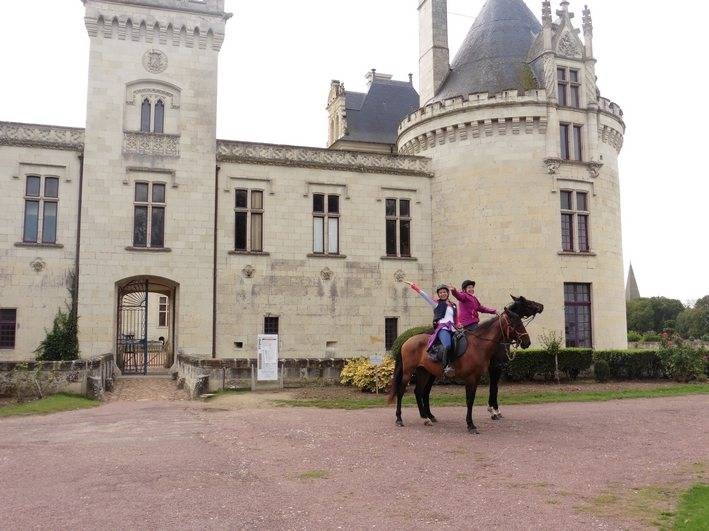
[0, 395, 706, 529]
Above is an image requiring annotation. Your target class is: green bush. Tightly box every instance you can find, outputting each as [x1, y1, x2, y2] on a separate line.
[35, 307, 79, 361]
[642, 331, 662, 342]
[627, 330, 643, 342]
[592, 350, 664, 379]
[658, 338, 705, 382]
[594, 359, 610, 382]
[701, 334, 709, 342]
[340, 356, 395, 393]
[389, 325, 432, 360]
[503, 349, 592, 381]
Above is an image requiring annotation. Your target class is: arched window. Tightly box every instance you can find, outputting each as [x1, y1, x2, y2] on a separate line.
[140, 98, 151, 132]
[154, 100, 165, 134]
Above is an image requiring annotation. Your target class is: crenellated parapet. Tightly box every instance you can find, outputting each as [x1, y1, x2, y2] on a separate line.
[0, 121, 84, 151]
[598, 97, 624, 121]
[83, 0, 230, 51]
[217, 140, 432, 177]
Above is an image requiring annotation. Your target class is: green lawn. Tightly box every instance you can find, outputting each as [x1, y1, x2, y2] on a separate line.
[0, 393, 99, 417]
[673, 484, 709, 530]
[272, 382, 709, 410]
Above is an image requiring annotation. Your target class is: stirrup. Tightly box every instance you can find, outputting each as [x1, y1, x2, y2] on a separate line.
[443, 365, 455, 378]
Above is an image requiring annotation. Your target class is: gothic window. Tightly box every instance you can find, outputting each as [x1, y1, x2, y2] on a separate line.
[557, 67, 581, 108]
[234, 189, 264, 252]
[560, 190, 590, 253]
[385, 198, 411, 257]
[133, 182, 166, 248]
[564, 283, 592, 347]
[560, 123, 583, 161]
[154, 100, 165, 134]
[0, 309, 17, 349]
[313, 194, 339, 254]
[140, 99, 151, 132]
[23, 175, 59, 244]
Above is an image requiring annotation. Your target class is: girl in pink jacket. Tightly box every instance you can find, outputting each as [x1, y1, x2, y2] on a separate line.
[450, 280, 497, 331]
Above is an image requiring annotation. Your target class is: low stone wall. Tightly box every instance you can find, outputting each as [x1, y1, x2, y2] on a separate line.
[0, 354, 115, 400]
[176, 355, 347, 398]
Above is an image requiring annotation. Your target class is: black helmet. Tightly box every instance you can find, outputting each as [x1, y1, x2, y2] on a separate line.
[462, 280, 476, 290]
[435, 284, 449, 293]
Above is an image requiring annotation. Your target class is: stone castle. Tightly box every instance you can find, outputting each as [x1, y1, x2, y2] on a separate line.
[0, 0, 627, 372]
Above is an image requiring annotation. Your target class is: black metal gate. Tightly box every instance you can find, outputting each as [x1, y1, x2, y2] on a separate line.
[117, 279, 149, 375]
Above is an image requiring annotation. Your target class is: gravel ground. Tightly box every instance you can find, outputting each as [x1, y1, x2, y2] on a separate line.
[0, 395, 707, 529]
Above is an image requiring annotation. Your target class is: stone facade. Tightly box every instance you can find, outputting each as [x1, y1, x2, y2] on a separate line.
[0, 0, 627, 366]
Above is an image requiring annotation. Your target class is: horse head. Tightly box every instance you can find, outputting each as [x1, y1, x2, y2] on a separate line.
[508, 295, 544, 318]
[503, 308, 531, 349]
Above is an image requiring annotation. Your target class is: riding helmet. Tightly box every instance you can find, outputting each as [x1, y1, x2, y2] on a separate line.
[462, 280, 476, 290]
[435, 284, 450, 294]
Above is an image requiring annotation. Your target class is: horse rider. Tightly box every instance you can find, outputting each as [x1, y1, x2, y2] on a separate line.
[405, 281, 459, 378]
[450, 280, 498, 332]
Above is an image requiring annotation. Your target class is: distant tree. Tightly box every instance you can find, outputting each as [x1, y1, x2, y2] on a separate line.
[626, 297, 685, 333]
[676, 296, 709, 338]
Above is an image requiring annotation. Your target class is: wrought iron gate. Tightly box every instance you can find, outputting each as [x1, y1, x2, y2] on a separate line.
[117, 279, 149, 375]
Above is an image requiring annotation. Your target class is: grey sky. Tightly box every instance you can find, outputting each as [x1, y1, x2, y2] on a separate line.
[1, 1, 706, 303]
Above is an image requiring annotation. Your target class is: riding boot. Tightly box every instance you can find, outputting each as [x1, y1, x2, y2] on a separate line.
[442, 347, 455, 378]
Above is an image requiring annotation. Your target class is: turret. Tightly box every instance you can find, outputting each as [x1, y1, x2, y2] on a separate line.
[418, 0, 449, 105]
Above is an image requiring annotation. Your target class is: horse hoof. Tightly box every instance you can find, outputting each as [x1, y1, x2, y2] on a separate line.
[491, 413, 501, 421]
[424, 419, 433, 426]
[468, 428, 480, 435]
[395, 419, 404, 427]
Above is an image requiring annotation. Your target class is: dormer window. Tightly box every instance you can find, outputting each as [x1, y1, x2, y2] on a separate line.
[557, 67, 581, 108]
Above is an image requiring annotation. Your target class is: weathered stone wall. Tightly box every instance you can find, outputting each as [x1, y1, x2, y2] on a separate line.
[0, 354, 114, 400]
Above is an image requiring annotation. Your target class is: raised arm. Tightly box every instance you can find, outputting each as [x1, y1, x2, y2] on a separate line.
[405, 281, 436, 307]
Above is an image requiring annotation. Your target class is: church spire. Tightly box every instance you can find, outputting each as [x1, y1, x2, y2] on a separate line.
[626, 263, 641, 301]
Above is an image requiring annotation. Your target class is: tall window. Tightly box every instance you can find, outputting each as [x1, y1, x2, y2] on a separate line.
[385, 317, 399, 351]
[564, 283, 592, 347]
[313, 194, 339, 254]
[385, 199, 411, 257]
[133, 182, 166, 248]
[557, 67, 581, 108]
[264, 316, 279, 335]
[0, 309, 17, 349]
[23, 175, 59, 244]
[140, 98, 165, 133]
[158, 296, 168, 327]
[234, 189, 264, 252]
[560, 123, 583, 161]
[560, 190, 590, 252]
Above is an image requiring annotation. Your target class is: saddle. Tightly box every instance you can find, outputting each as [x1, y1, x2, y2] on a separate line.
[427, 330, 468, 362]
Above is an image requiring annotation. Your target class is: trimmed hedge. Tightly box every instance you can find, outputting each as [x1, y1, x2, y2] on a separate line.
[504, 349, 593, 381]
[389, 325, 433, 361]
[592, 350, 664, 379]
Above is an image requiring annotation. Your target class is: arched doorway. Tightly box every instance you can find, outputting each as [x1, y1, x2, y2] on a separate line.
[116, 276, 178, 375]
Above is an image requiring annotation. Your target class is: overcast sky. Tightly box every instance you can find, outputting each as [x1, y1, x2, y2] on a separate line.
[1, 1, 706, 304]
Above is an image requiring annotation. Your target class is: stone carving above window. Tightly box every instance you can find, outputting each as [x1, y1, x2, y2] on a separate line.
[123, 132, 180, 157]
[394, 269, 407, 283]
[242, 265, 255, 278]
[143, 49, 168, 74]
[558, 34, 582, 58]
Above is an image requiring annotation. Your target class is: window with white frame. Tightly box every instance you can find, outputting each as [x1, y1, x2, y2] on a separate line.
[158, 296, 168, 327]
[385, 198, 411, 257]
[560, 190, 590, 253]
[234, 189, 264, 252]
[312, 193, 339, 254]
[557, 67, 581, 108]
[133, 182, 166, 248]
[559, 122, 583, 161]
[23, 175, 59, 244]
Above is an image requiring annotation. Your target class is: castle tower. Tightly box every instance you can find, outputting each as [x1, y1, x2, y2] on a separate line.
[418, 0, 450, 105]
[399, 0, 627, 348]
[78, 0, 230, 359]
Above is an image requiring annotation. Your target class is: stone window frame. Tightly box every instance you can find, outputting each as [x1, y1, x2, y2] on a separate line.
[125, 79, 181, 135]
[234, 188, 264, 253]
[158, 296, 168, 328]
[139, 96, 166, 134]
[559, 122, 583, 161]
[560, 189, 591, 253]
[133, 180, 167, 249]
[312, 193, 341, 256]
[264, 316, 279, 335]
[564, 283, 593, 348]
[384, 197, 412, 258]
[557, 66, 581, 108]
[0, 308, 17, 349]
[384, 317, 399, 351]
[22, 173, 60, 245]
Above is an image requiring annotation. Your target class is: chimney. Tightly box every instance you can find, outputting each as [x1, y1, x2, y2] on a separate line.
[418, 0, 449, 104]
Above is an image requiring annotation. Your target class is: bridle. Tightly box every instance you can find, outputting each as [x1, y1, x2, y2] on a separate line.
[499, 309, 529, 349]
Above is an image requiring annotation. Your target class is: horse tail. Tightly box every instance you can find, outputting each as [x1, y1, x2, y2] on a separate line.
[387, 354, 403, 405]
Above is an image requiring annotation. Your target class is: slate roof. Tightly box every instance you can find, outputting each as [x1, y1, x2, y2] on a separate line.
[433, 0, 542, 102]
[342, 79, 419, 145]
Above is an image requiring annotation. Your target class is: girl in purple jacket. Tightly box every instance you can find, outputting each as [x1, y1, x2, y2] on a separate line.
[450, 280, 498, 331]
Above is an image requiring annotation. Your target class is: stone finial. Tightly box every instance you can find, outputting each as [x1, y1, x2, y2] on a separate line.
[542, 1, 552, 24]
[408, 73, 413, 84]
[556, 0, 573, 19]
[582, 5, 593, 36]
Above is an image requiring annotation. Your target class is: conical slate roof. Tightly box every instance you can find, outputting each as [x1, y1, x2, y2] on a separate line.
[433, 0, 541, 102]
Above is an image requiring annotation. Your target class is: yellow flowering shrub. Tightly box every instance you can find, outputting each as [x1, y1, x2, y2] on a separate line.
[340, 355, 395, 393]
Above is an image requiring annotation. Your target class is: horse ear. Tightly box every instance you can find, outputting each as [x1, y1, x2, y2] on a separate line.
[510, 294, 519, 301]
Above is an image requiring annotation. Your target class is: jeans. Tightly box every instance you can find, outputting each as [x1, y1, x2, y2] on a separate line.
[438, 329, 453, 350]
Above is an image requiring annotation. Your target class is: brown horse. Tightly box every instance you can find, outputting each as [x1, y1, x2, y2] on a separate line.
[388, 295, 543, 433]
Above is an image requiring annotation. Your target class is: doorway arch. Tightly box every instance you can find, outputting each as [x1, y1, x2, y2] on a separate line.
[116, 276, 178, 375]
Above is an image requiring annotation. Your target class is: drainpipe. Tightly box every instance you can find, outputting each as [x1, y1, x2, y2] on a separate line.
[73, 152, 85, 318]
[212, 164, 220, 358]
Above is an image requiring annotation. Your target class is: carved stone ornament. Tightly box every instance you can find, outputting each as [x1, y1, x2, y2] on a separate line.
[142, 49, 168, 74]
[544, 158, 563, 174]
[558, 34, 581, 58]
[30, 258, 46, 272]
[320, 267, 334, 281]
[587, 161, 603, 178]
[242, 265, 255, 278]
[394, 269, 407, 283]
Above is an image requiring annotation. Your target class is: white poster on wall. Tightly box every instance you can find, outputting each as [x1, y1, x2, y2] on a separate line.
[257, 334, 279, 381]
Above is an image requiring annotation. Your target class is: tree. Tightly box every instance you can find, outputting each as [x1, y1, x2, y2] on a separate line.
[626, 297, 685, 333]
[676, 296, 709, 338]
[35, 271, 79, 361]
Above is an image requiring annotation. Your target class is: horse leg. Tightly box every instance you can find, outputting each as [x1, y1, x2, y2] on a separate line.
[465, 382, 479, 434]
[487, 363, 503, 420]
[423, 372, 437, 423]
[414, 367, 430, 424]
